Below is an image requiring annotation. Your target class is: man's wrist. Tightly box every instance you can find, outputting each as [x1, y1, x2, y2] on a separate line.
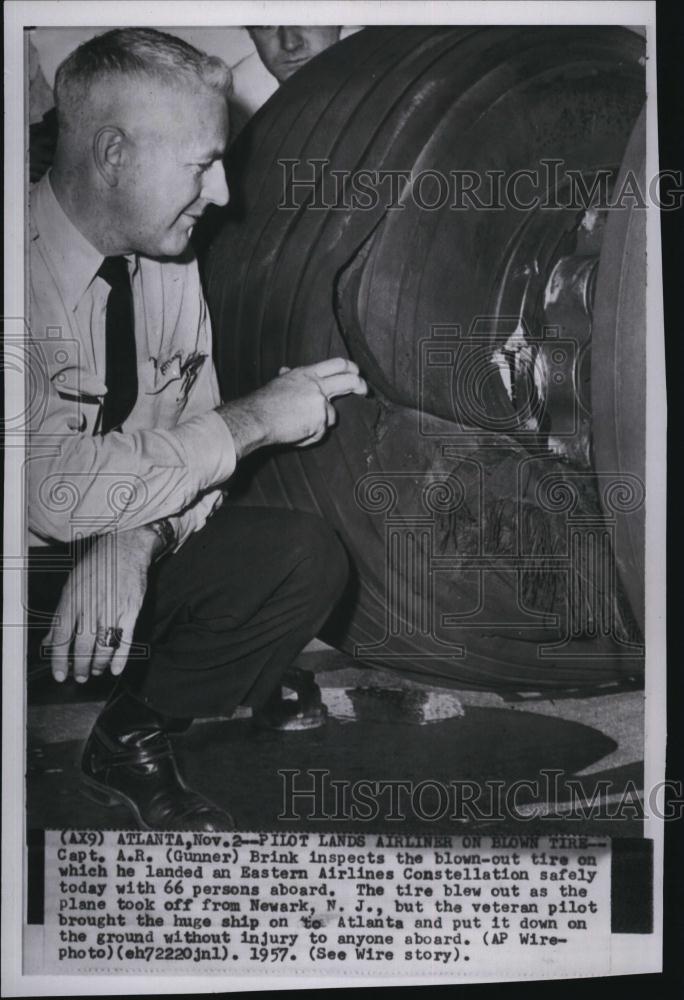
[120, 520, 175, 561]
[216, 398, 269, 460]
[144, 518, 177, 560]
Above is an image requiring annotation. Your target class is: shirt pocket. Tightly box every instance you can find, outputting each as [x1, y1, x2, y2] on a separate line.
[52, 366, 107, 434]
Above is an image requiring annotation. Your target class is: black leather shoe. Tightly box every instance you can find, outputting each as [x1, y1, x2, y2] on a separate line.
[253, 666, 328, 731]
[81, 690, 234, 830]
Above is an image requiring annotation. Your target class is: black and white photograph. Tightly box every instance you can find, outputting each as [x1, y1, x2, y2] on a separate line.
[2, 0, 670, 992]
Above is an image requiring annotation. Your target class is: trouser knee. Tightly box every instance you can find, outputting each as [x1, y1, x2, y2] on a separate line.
[286, 513, 350, 621]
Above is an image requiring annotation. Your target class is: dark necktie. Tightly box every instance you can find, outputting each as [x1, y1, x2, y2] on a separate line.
[97, 256, 138, 433]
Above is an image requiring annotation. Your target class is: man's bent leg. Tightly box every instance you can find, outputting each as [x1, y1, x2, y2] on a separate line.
[123, 506, 349, 718]
[82, 507, 349, 829]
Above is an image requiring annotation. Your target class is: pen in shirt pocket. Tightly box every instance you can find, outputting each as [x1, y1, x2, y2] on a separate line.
[52, 367, 108, 433]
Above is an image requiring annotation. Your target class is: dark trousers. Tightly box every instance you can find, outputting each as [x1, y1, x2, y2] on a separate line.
[27, 506, 349, 719]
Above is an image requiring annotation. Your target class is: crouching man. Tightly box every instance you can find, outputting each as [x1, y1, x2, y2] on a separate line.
[27, 28, 366, 831]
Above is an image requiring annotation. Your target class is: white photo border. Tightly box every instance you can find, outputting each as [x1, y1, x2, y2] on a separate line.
[3, 1, 665, 995]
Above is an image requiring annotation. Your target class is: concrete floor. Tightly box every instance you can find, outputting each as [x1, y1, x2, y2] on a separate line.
[27, 644, 644, 835]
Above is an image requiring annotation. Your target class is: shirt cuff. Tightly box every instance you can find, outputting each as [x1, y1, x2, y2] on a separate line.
[171, 410, 236, 489]
[169, 489, 225, 551]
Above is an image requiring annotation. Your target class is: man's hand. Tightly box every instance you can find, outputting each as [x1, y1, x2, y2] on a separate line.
[44, 526, 161, 684]
[217, 358, 367, 459]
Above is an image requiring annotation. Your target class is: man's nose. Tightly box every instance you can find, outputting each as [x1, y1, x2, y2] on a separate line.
[278, 27, 304, 52]
[202, 160, 229, 207]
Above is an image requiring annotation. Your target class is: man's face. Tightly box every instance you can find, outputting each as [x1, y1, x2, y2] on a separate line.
[249, 26, 341, 82]
[116, 82, 229, 258]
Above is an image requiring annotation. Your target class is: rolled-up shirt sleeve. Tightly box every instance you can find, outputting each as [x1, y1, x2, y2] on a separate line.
[28, 374, 236, 544]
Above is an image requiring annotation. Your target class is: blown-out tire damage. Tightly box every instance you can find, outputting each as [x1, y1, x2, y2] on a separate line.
[205, 26, 646, 691]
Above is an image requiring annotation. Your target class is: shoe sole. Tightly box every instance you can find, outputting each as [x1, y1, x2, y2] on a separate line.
[81, 774, 236, 832]
[81, 774, 154, 830]
[253, 702, 329, 732]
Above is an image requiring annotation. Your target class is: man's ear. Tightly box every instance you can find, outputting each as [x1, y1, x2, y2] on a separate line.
[93, 127, 126, 187]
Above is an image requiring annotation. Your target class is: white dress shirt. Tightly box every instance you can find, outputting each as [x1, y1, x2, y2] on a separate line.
[28, 172, 236, 549]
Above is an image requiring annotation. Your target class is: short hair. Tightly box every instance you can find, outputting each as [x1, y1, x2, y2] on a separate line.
[54, 27, 232, 130]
